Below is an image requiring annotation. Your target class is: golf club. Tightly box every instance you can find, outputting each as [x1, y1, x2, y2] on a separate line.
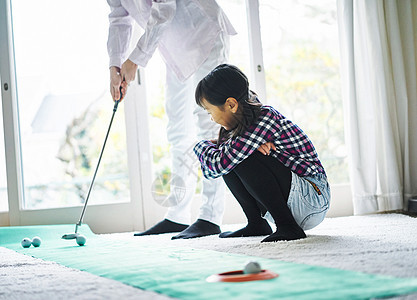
[62, 89, 122, 240]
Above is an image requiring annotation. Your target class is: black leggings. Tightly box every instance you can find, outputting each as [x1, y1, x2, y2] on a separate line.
[223, 151, 297, 227]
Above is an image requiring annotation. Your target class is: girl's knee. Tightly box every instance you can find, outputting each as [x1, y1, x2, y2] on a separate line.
[234, 151, 263, 171]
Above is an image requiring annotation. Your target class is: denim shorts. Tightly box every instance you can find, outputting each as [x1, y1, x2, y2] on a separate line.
[264, 172, 331, 230]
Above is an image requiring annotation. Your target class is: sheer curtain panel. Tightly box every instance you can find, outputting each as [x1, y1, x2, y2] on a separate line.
[337, 0, 417, 214]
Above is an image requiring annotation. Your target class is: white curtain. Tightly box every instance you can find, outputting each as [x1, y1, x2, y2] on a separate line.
[337, 0, 417, 214]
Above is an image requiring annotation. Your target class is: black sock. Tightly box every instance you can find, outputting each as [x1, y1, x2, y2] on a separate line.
[219, 220, 272, 238]
[134, 219, 188, 236]
[261, 223, 306, 242]
[171, 219, 220, 240]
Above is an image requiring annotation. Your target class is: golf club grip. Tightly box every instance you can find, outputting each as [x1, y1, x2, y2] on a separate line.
[77, 88, 123, 227]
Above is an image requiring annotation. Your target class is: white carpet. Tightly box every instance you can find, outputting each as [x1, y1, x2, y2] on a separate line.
[1, 213, 417, 299]
[160, 213, 417, 278]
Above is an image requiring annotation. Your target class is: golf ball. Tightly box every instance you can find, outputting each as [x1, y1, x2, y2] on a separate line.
[243, 261, 262, 274]
[76, 235, 86, 246]
[31, 237, 42, 247]
[21, 238, 32, 248]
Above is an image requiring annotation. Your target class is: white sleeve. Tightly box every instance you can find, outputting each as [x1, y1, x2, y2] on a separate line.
[128, 0, 176, 68]
[107, 0, 134, 68]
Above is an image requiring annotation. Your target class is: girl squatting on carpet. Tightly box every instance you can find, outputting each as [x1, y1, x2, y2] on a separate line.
[193, 64, 331, 242]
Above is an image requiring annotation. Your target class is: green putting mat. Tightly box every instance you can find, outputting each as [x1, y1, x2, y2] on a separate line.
[1, 224, 417, 299]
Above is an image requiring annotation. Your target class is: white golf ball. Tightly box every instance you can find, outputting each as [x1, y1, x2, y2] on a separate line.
[21, 238, 32, 248]
[76, 235, 86, 246]
[31, 237, 42, 247]
[243, 261, 262, 274]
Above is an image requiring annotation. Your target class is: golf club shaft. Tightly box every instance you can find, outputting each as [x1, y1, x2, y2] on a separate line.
[75, 96, 121, 233]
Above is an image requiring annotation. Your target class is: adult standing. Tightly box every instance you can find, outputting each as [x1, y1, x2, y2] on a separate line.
[107, 0, 236, 239]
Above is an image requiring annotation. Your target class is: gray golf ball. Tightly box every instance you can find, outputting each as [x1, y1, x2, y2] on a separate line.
[243, 261, 262, 274]
[31, 237, 42, 247]
[21, 238, 32, 248]
[76, 235, 86, 246]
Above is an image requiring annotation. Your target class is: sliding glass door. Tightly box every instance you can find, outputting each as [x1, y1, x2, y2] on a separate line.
[0, 0, 146, 233]
[2, 0, 350, 232]
[12, 0, 130, 210]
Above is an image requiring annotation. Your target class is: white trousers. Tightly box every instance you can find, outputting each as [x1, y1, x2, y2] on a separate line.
[163, 33, 229, 226]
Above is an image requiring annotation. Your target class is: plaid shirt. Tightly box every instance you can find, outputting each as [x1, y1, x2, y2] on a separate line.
[194, 105, 326, 179]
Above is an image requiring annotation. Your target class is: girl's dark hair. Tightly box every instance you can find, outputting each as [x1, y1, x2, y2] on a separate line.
[195, 64, 262, 144]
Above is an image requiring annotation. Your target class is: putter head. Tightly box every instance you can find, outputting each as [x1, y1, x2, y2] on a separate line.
[61, 233, 80, 240]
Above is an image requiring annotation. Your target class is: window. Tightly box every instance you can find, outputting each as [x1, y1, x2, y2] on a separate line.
[218, 0, 251, 76]
[259, 0, 348, 184]
[2, 0, 351, 228]
[11, 0, 130, 209]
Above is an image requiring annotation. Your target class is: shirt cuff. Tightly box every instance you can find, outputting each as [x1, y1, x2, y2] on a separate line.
[109, 56, 123, 69]
[128, 47, 153, 68]
[193, 140, 214, 155]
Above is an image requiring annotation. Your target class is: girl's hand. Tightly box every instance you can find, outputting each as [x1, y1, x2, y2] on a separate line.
[257, 142, 276, 155]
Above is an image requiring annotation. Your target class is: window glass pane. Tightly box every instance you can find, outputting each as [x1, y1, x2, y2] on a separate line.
[146, 0, 250, 197]
[218, 0, 250, 76]
[11, 0, 130, 209]
[145, 56, 169, 198]
[259, 0, 349, 184]
[0, 89, 8, 212]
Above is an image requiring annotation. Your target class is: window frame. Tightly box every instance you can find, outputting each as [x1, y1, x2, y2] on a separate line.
[0, 0, 352, 230]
